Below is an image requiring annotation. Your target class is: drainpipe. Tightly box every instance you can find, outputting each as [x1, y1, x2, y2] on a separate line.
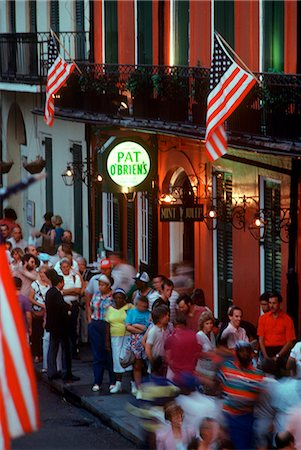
[286, 158, 299, 335]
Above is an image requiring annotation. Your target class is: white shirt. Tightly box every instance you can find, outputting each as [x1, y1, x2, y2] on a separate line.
[221, 323, 248, 349]
[54, 259, 79, 275]
[7, 237, 28, 251]
[290, 342, 301, 379]
[62, 273, 81, 304]
[196, 330, 216, 352]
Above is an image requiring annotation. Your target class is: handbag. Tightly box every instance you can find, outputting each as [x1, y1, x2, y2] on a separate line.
[119, 327, 135, 368]
[119, 347, 135, 368]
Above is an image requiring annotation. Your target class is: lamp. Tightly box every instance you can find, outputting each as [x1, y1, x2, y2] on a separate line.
[61, 161, 103, 187]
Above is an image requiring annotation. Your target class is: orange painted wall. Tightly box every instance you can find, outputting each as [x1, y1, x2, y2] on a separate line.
[118, 1, 135, 65]
[284, 0, 297, 74]
[235, 0, 259, 72]
[93, 1, 103, 64]
[163, 0, 170, 65]
[189, 0, 211, 67]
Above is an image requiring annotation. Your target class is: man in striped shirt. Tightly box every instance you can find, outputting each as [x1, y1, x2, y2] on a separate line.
[218, 341, 264, 449]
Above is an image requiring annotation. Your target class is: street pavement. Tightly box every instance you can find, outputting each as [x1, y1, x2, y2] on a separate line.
[35, 344, 144, 448]
[12, 379, 137, 450]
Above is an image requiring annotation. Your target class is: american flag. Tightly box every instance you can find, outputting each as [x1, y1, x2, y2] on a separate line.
[205, 33, 256, 161]
[44, 34, 75, 127]
[0, 178, 41, 449]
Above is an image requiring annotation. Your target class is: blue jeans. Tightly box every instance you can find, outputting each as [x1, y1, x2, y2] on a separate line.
[88, 320, 115, 386]
[223, 412, 255, 450]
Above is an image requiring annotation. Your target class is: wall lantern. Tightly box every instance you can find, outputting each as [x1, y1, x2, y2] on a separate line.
[61, 161, 103, 187]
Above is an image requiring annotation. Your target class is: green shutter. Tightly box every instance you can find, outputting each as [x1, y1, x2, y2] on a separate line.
[29, 1, 37, 33]
[104, 0, 118, 64]
[75, 0, 85, 60]
[137, 0, 153, 64]
[214, 0, 234, 49]
[263, 0, 284, 72]
[50, 0, 59, 34]
[72, 144, 83, 255]
[44, 137, 53, 214]
[174, 0, 189, 66]
[9, 0, 16, 33]
[264, 180, 281, 292]
[127, 201, 135, 266]
[216, 171, 233, 320]
[113, 194, 122, 252]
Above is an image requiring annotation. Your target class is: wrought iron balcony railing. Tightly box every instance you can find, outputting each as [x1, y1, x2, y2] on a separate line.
[57, 63, 301, 142]
[0, 31, 90, 83]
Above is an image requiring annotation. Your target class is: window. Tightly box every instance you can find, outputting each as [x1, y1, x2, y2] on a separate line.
[138, 192, 149, 265]
[102, 192, 114, 251]
[263, 179, 281, 292]
[214, 170, 233, 319]
[8, 0, 16, 33]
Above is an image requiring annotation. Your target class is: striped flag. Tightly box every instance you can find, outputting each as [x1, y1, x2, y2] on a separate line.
[44, 33, 75, 127]
[0, 178, 42, 449]
[205, 33, 256, 161]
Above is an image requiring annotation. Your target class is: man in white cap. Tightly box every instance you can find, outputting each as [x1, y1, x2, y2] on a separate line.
[85, 258, 113, 305]
[132, 271, 158, 307]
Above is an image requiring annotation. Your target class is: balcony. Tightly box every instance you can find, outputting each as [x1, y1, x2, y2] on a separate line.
[0, 32, 91, 83]
[55, 64, 301, 144]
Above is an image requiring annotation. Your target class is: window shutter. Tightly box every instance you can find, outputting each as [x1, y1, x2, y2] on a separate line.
[75, 0, 85, 60]
[215, 0, 234, 49]
[264, 181, 281, 292]
[147, 191, 157, 277]
[44, 137, 53, 214]
[174, 0, 189, 66]
[29, 1, 37, 33]
[113, 194, 122, 252]
[216, 171, 233, 320]
[104, 0, 118, 64]
[72, 144, 83, 255]
[50, 0, 59, 34]
[9, 0, 16, 33]
[127, 201, 135, 267]
[137, 0, 153, 64]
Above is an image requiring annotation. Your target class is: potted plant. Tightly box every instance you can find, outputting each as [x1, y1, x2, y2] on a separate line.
[23, 156, 46, 174]
[0, 161, 14, 174]
[126, 68, 156, 119]
[153, 69, 189, 122]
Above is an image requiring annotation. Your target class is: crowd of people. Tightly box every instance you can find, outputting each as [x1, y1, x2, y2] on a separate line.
[1, 207, 301, 450]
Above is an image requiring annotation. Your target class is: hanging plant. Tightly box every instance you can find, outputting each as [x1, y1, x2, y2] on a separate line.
[23, 156, 46, 174]
[0, 161, 14, 174]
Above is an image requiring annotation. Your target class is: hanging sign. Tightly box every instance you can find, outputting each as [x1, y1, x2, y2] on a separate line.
[160, 205, 204, 222]
[106, 141, 151, 188]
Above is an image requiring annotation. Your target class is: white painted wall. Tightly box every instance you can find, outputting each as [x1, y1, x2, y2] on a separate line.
[1, 91, 89, 258]
[0, 1, 8, 32]
[37, 1, 49, 32]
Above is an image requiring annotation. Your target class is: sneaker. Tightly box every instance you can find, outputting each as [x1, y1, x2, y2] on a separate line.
[92, 384, 100, 392]
[41, 368, 47, 373]
[136, 389, 142, 400]
[130, 381, 137, 396]
[110, 381, 122, 394]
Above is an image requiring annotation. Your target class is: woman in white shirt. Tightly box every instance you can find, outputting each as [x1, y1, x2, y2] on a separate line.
[196, 311, 216, 352]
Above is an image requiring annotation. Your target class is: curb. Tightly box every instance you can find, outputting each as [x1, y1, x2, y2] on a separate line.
[37, 370, 143, 447]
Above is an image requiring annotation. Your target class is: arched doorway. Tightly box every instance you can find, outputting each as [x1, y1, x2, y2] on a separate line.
[6, 103, 26, 221]
[164, 167, 195, 288]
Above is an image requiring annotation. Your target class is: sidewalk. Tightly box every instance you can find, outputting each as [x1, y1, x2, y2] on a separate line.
[36, 344, 143, 447]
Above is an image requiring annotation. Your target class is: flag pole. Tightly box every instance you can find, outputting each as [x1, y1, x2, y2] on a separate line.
[50, 29, 82, 74]
[215, 31, 261, 85]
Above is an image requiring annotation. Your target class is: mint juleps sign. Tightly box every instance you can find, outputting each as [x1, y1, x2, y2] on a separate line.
[106, 141, 151, 188]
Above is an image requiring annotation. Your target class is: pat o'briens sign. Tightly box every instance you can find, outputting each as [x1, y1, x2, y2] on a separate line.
[106, 141, 151, 188]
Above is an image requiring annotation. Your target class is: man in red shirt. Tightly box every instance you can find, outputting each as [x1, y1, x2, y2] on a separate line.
[176, 294, 208, 332]
[164, 313, 201, 387]
[257, 292, 295, 371]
